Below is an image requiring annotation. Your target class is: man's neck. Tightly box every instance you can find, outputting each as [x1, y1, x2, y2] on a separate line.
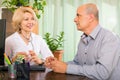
[84, 21, 98, 35]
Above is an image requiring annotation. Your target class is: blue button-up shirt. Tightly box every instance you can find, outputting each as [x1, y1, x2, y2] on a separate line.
[67, 24, 120, 80]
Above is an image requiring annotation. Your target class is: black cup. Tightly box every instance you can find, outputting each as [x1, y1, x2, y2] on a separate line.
[16, 62, 30, 80]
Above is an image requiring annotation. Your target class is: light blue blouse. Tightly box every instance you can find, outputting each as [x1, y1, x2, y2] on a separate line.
[67, 24, 120, 80]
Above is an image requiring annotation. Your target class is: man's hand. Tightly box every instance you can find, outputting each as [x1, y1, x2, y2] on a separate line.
[44, 56, 56, 68]
[51, 60, 67, 73]
[45, 56, 67, 73]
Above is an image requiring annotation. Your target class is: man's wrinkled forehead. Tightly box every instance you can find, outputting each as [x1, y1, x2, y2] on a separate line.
[76, 5, 86, 14]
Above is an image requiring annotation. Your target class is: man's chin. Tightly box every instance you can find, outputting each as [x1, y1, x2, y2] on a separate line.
[77, 27, 82, 31]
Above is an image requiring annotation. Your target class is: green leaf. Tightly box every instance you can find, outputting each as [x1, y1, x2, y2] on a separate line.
[1, 0, 47, 19]
[44, 31, 64, 52]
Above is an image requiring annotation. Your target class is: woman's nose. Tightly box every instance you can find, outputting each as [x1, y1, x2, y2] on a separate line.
[28, 19, 34, 24]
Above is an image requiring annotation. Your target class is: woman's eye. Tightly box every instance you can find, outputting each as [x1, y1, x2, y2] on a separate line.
[31, 18, 35, 20]
[24, 18, 29, 21]
[23, 17, 35, 21]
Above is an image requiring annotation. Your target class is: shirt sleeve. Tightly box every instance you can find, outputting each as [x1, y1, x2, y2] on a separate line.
[5, 37, 13, 59]
[39, 37, 54, 60]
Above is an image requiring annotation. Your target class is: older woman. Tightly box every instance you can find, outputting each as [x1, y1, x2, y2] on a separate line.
[5, 7, 53, 65]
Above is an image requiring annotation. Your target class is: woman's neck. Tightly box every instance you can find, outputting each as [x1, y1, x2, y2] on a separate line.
[21, 30, 31, 42]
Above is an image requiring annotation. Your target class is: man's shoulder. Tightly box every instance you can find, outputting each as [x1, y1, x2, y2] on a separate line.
[100, 27, 117, 37]
[100, 27, 120, 42]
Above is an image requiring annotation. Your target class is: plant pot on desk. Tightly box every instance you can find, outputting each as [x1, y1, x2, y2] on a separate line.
[53, 50, 63, 61]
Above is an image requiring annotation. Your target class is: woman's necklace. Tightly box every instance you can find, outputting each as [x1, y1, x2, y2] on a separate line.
[21, 33, 31, 42]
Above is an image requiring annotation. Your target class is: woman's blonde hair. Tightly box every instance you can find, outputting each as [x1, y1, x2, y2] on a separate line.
[12, 6, 38, 32]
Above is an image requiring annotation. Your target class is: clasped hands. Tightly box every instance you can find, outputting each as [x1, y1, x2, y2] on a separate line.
[44, 56, 67, 73]
[12, 50, 43, 64]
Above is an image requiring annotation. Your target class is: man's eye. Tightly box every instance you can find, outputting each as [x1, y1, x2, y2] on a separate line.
[77, 14, 79, 16]
[77, 14, 81, 17]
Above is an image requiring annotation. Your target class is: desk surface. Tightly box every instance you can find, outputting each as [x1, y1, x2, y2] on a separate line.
[0, 69, 91, 80]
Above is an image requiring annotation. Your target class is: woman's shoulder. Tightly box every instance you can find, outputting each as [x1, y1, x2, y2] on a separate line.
[31, 33, 46, 43]
[6, 32, 20, 42]
[31, 32, 42, 39]
[5, 32, 21, 48]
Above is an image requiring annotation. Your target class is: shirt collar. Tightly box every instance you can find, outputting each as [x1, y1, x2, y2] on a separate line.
[89, 24, 101, 40]
[81, 24, 101, 40]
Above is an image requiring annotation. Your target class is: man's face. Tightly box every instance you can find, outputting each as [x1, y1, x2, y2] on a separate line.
[74, 6, 90, 31]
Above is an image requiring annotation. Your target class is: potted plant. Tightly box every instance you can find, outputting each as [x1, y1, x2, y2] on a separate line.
[44, 31, 64, 61]
[1, 0, 46, 19]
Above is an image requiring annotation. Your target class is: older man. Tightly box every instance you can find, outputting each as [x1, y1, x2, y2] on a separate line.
[45, 3, 120, 80]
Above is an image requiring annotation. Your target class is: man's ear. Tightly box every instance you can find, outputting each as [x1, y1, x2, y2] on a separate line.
[89, 14, 95, 22]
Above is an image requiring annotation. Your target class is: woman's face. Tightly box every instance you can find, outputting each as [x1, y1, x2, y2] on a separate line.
[20, 12, 36, 32]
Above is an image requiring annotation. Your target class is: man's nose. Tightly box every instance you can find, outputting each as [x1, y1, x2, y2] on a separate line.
[74, 18, 77, 22]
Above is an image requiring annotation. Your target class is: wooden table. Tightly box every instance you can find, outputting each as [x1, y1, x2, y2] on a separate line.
[0, 69, 91, 80]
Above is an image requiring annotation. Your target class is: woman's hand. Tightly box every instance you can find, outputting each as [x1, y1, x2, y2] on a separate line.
[29, 50, 43, 64]
[12, 52, 28, 63]
[44, 56, 56, 69]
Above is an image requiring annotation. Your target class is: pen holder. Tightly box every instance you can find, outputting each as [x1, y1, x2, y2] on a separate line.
[8, 63, 16, 78]
[16, 62, 30, 80]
